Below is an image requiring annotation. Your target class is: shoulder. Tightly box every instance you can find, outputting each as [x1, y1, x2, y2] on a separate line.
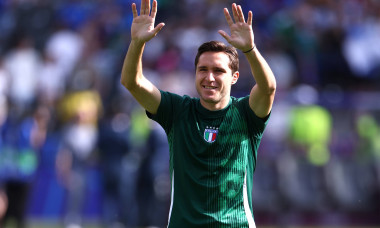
[157, 90, 199, 118]
[160, 90, 197, 107]
[231, 95, 271, 125]
[230, 95, 249, 108]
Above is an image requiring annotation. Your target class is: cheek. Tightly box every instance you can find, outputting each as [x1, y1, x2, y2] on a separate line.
[195, 75, 201, 84]
[220, 77, 231, 86]
[196, 73, 207, 83]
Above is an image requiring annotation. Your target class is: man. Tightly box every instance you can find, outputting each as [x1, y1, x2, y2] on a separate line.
[121, 0, 276, 227]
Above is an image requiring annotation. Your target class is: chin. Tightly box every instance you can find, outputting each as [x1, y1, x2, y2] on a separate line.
[201, 96, 219, 104]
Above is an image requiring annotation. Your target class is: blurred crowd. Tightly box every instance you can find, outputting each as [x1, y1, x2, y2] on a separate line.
[0, 0, 379, 227]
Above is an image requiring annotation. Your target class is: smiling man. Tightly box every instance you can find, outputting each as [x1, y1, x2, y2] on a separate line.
[121, 0, 276, 227]
[195, 49, 239, 111]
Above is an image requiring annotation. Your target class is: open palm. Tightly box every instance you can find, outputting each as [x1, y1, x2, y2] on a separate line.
[131, 0, 164, 44]
[219, 3, 255, 52]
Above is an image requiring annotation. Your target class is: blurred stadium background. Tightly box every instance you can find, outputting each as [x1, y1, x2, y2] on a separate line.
[0, 0, 379, 227]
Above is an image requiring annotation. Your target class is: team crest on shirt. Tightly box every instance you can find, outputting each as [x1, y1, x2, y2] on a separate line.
[204, 127, 218, 143]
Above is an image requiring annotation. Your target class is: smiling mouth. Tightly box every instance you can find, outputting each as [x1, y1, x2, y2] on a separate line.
[203, 86, 217, 89]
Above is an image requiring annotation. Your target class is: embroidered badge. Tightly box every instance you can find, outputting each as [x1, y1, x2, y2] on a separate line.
[204, 127, 218, 143]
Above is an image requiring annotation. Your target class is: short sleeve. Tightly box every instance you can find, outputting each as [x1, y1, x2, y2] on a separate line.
[235, 96, 271, 139]
[146, 90, 187, 133]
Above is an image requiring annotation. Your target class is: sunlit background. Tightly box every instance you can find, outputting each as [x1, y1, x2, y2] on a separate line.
[0, 0, 379, 227]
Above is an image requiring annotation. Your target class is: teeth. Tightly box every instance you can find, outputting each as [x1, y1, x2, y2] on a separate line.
[204, 86, 216, 89]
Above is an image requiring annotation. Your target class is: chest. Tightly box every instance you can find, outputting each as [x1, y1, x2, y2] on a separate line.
[170, 106, 250, 158]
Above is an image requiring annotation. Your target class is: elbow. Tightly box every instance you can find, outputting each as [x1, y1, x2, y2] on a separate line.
[266, 81, 277, 96]
[270, 77, 277, 93]
[121, 70, 143, 92]
[268, 84, 276, 95]
[120, 76, 135, 91]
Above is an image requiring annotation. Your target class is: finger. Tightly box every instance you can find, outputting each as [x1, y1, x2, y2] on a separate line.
[153, 22, 165, 36]
[237, 5, 245, 23]
[218, 30, 231, 43]
[151, 0, 157, 18]
[140, 0, 145, 15]
[247, 11, 253, 26]
[141, 0, 149, 15]
[231, 3, 239, 23]
[132, 3, 138, 18]
[147, 0, 151, 15]
[223, 8, 234, 27]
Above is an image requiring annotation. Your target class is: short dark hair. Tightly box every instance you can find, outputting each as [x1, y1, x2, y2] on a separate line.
[194, 41, 239, 73]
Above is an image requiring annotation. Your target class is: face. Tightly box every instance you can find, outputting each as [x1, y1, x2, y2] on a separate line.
[195, 52, 239, 110]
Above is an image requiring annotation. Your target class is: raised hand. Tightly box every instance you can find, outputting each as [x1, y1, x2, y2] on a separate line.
[131, 0, 165, 44]
[218, 3, 255, 53]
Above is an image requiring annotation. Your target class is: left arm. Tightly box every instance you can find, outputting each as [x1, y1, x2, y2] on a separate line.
[219, 3, 276, 118]
[244, 47, 276, 118]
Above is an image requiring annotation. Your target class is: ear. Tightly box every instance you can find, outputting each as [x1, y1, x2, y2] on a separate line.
[231, 71, 239, 85]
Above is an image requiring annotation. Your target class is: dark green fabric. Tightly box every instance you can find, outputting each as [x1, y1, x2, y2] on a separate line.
[147, 90, 269, 228]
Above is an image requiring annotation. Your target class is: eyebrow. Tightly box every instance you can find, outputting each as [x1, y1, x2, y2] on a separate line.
[197, 66, 227, 72]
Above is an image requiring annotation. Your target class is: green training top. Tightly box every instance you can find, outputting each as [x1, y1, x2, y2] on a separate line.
[147, 90, 269, 228]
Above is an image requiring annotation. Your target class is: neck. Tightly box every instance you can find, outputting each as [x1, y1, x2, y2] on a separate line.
[200, 98, 230, 111]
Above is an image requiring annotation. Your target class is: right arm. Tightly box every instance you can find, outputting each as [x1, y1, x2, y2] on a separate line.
[120, 0, 165, 114]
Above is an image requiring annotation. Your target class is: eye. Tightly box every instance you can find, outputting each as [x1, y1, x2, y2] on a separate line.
[215, 69, 226, 73]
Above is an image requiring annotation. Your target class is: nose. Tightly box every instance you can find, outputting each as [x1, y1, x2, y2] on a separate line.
[205, 72, 215, 81]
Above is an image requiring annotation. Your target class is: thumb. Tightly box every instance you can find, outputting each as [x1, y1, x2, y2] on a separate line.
[218, 30, 231, 43]
[153, 22, 165, 35]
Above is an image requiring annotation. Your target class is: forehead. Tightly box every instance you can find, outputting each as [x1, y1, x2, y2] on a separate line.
[197, 52, 230, 68]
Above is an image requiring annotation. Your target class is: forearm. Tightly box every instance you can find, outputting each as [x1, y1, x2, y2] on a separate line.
[121, 40, 145, 91]
[244, 47, 276, 118]
[120, 40, 161, 114]
[245, 47, 276, 94]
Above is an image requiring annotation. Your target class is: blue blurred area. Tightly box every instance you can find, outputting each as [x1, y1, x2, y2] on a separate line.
[0, 0, 379, 227]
